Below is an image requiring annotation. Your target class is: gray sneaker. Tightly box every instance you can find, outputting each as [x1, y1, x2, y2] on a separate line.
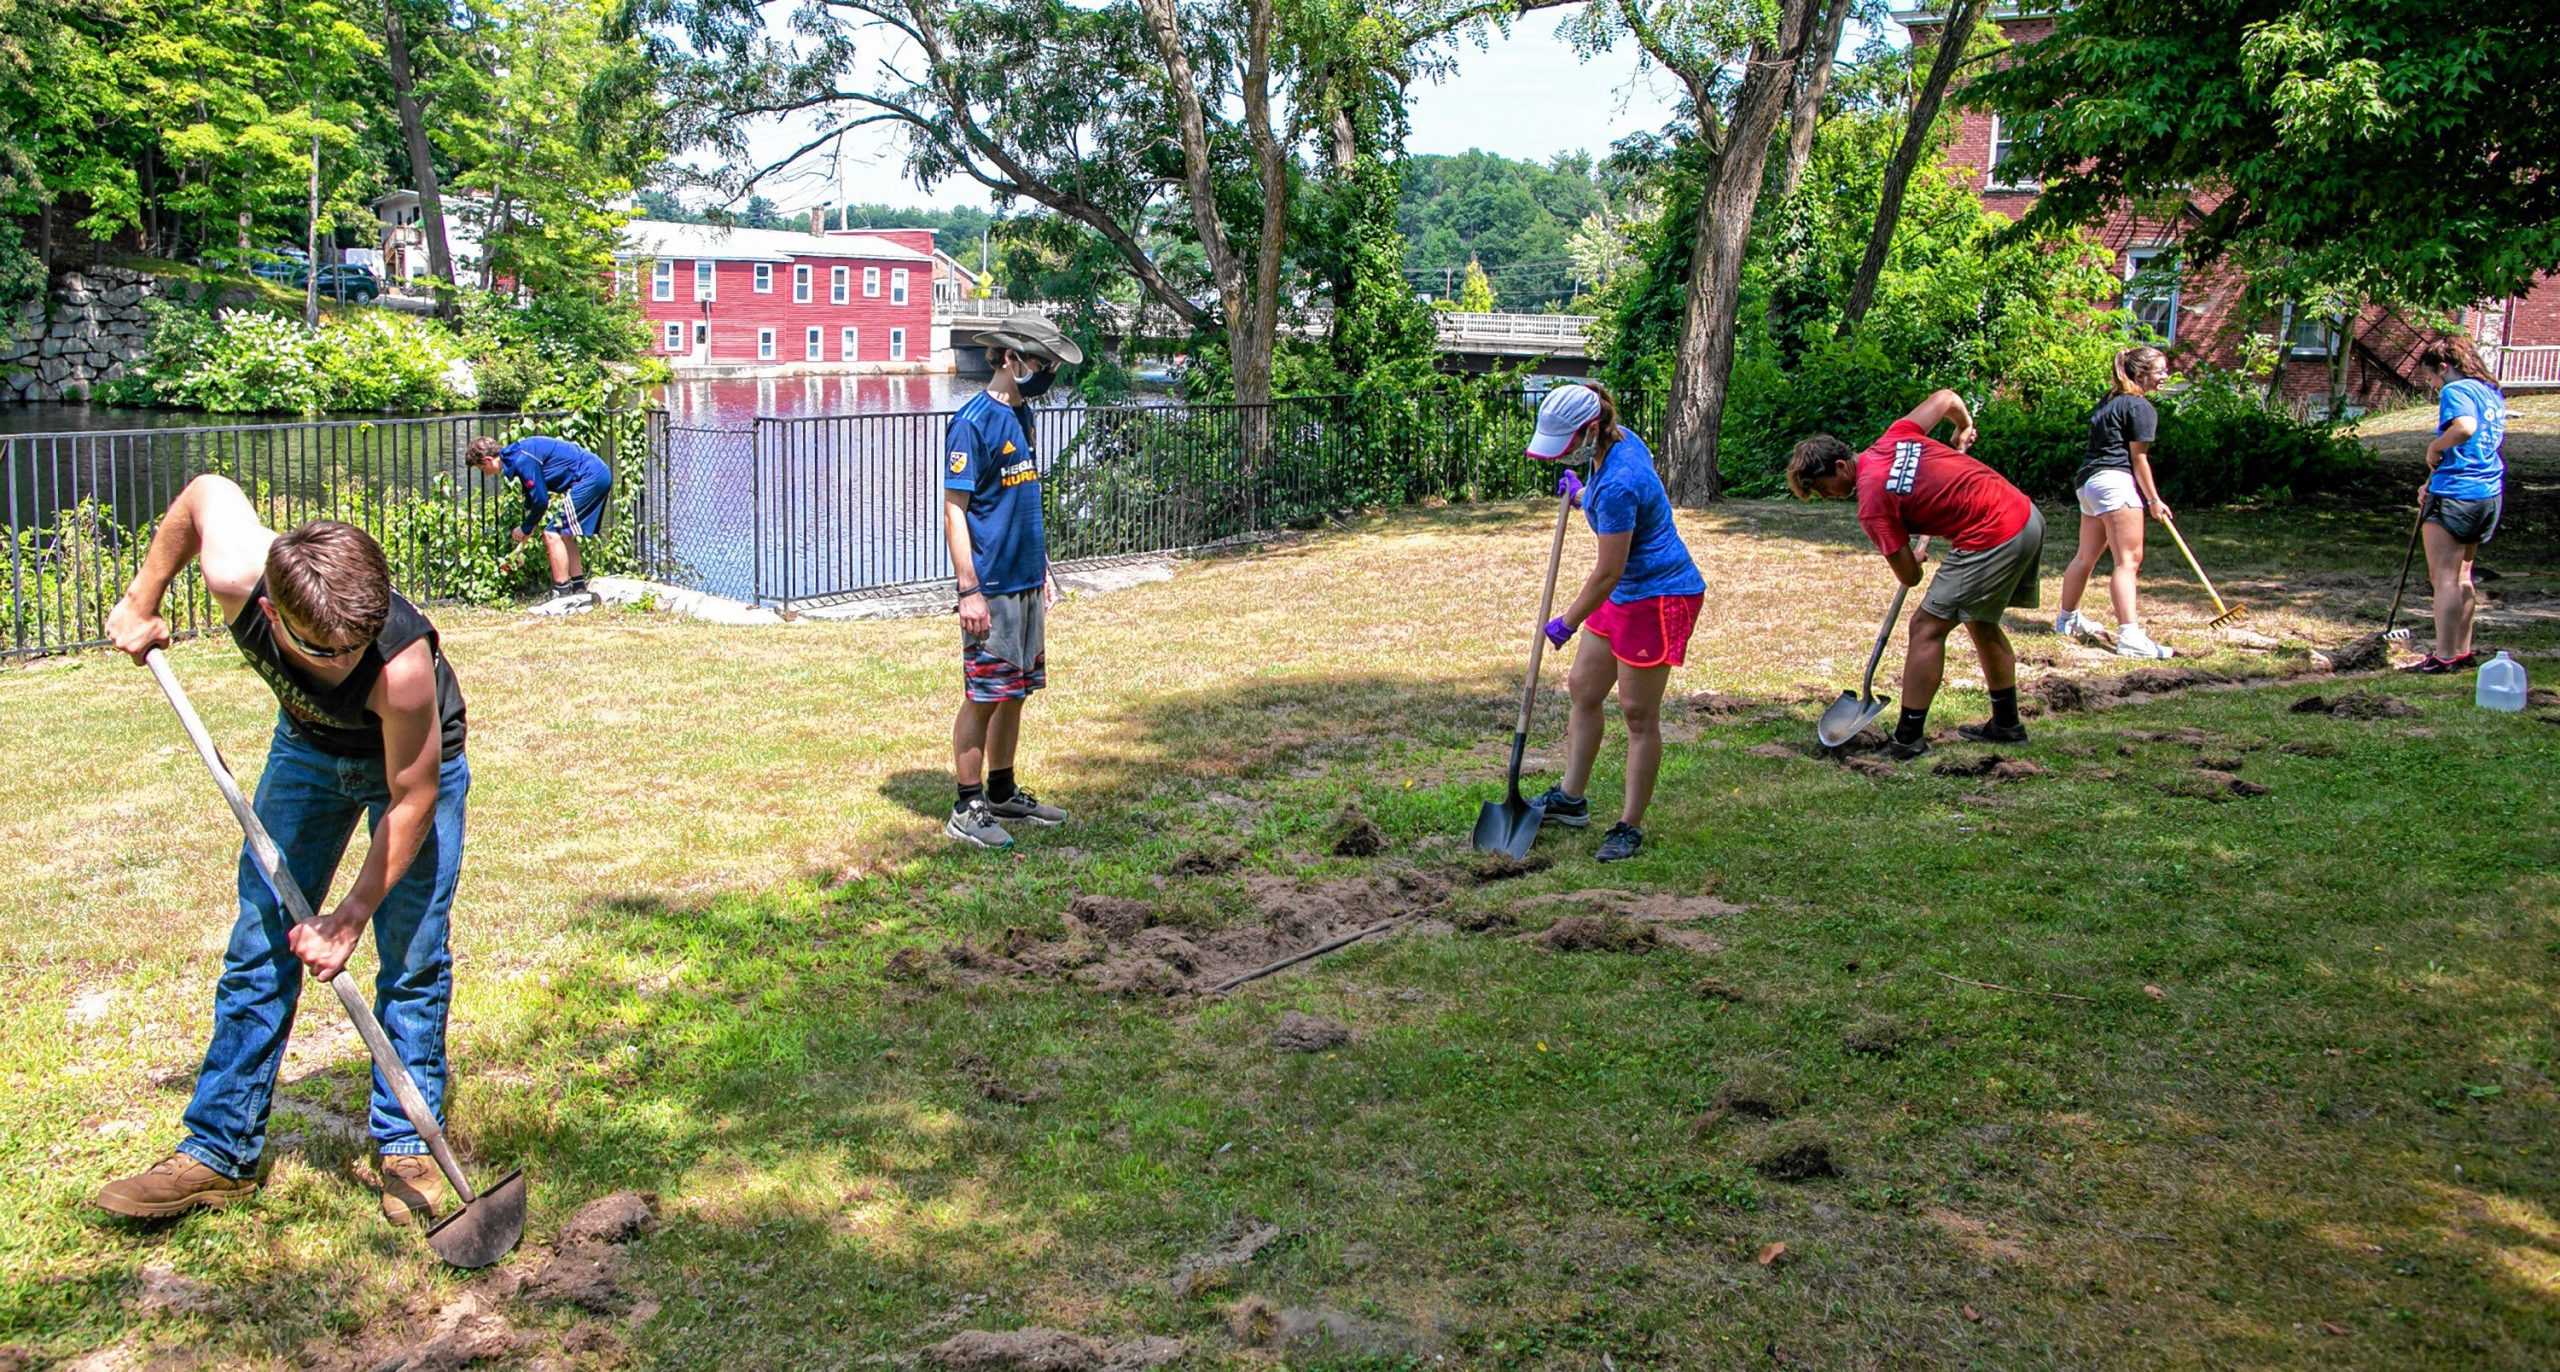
[526, 590, 595, 617]
[986, 789, 1067, 827]
[944, 797, 1015, 849]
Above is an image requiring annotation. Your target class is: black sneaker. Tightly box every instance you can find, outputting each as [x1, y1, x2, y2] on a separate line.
[987, 789, 1068, 826]
[1885, 735, 1932, 762]
[1595, 822, 1643, 863]
[1955, 720, 2029, 744]
[1533, 786, 1590, 828]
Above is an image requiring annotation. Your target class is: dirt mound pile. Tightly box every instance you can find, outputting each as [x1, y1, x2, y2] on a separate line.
[2326, 632, 2391, 674]
[1535, 914, 1662, 953]
[2157, 770, 2271, 802]
[1170, 1217, 1282, 1297]
[2290, 691, 2420, 719]
[1269, 1012, 1352, 1053]
[1747, 1121, 1842, 1182]
[946, 871, 1452, 999]
[523, 1192, 660, 1315]
[1465, 850, 1552, 883]
[1328, 809, 1387, 857]
[923, 1328, 1184, 1371]
[1529, 889, 1737, 954]
[2033, 666, 2234, 715]
[1930, 753, 2044, 782]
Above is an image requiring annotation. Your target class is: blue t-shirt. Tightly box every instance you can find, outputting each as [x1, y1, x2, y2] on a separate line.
[2431, 377, 2506, 500]
[944, 393, 1047, 596]
[1584, 431, 1704, 603]
[500, 435, 607, 534]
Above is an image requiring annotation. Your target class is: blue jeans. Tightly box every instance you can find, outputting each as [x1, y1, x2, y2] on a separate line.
[177, 720, 469, 1179]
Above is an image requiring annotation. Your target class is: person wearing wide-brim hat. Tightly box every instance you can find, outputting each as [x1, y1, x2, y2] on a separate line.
[941, 313, 1084, 849]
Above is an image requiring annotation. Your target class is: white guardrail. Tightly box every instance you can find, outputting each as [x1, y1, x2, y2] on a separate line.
[2493, 344, 2560, 387]
[939, 297, 1596, 356]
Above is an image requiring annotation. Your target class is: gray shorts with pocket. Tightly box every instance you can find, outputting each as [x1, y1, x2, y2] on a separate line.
[2425, 494, 2501, 546]
[1920, 506, 2044, 624]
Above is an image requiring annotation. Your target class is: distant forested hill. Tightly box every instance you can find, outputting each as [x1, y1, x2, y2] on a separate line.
[1398, 150, 1606, 313]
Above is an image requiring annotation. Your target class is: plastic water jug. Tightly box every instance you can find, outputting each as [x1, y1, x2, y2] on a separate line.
[2476, 651, 2527, 712]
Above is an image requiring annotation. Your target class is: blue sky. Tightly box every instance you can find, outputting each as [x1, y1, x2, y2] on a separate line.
[720, 12, 1894, 216]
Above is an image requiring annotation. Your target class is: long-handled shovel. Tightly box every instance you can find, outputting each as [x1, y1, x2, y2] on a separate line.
[2156, 513, 2246, 629]
[1472, 486, 1578, 858]
[1817, 582, 1910, 750]
[144, 648, 525, 1268]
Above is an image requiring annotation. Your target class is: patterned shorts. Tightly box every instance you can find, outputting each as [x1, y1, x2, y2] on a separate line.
[963, 644, 1047, 702]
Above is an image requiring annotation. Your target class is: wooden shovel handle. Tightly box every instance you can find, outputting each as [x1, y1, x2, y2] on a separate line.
[1513, 488, 1577, 736]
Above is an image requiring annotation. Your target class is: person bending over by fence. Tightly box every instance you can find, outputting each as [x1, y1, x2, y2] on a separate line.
[2404, 337, 2508, 674]
[2053, 346, 2179, 659]
[1525, 381, 1704, 865]
[942, 315, 1082, 850]
[94, 475, 472, 1229]
[1788, 389, 2044, 762]
[464, 433, 613, 616]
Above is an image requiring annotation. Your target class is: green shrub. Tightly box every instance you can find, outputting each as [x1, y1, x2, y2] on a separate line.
[319, 311, 472, 412]
[105, 303, 475, 415]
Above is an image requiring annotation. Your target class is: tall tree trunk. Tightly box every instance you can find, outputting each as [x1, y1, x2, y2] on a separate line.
[1836, 0, 1983, 339]
[381, 0, 456, 316]
[1662, 0, 1819, 505]
[305, 131, 322, 328]
[1776, 0, 1855, 202]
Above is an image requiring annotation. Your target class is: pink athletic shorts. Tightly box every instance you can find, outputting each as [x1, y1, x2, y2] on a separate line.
[1585, 593, 1703, 669]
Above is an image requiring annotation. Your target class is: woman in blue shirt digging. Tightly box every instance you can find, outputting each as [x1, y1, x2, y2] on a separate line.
[1525, 382, 1706, 863]
[2405, 338, 2508, 674]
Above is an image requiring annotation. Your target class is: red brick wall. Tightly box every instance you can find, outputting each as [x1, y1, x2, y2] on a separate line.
[635, 253, 932, 365]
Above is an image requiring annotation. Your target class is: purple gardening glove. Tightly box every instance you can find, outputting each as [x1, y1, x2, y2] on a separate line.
[1544, 616, 1574, 649]
[1558, 469, 1584, 509]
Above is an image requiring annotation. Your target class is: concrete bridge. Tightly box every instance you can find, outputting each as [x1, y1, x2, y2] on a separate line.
[938, 296, 1595, 377]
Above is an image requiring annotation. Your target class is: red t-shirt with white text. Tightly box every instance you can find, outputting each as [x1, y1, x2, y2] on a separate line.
[1855, 419, 2032, 554]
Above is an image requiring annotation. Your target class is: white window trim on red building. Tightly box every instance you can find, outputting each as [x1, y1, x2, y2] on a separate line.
[620, 218, 940, 374]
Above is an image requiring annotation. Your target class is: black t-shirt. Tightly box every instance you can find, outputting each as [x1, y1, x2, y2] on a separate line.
[2077, 392, 2159, 487]
[228, 578, 469, 762]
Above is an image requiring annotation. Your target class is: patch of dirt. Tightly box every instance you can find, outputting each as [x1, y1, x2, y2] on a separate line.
[522, 1193, 659, 1316]
[2157, 771, 2271, 802]
[2123, 727, 2217, 746]
[884, 946, 936, 982]
[950, 870, 1451, 999]
[1064, 896, 1154, 940]
[2197, 753, 2246, 771]
[1226, 1298, 1410, 1357]
[1745, 742, 1798, 760]
[1694, 1061, 1799, 1136]
[923, 1329, 1105, 1370]
[1929, 753, 2045, 783]
[1465, 850, 1552, 882]
[1690, 978, 1748, 1003]
[2327, 633, 2391, 674]
[360, 1293, 519, 1372]
[1839, 756, 1898, 779]
[1170, 1217, 1282, 1297]
[1683, 690, 1760, 717]
[955, 1051, 1043, 1105]
[2291, 691, 2420, 719]
[1453, 906, 1517, 933]
[2031, 666, 2237, 715]
[127, 1265, 218, 1316]
[1534, 887, 1747, 923]
[1922, 1204, 2032, 1264]
[2530, 688, 2560, 709]
[1169, 843, 1244, 877]
[2278, 738, 2343, 757]
[558, 1191, 658, 1247]
[1328, 808, 1387, 858]
[1269, 1012, 1351, 1054]
[1842, 1014, 1923, 1057]
[1747, 1121, 1842, 1182]
[1535, 914, 1660, 953]
[1822, 727, 1894, 755]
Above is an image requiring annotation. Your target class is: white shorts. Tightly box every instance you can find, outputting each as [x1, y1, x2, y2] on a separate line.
[2077, 468, 2145, 517]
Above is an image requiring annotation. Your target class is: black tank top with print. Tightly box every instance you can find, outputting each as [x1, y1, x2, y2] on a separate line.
[227, 578, 469, 761]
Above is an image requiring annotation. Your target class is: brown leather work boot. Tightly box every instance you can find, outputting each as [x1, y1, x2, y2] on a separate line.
[379, 1154, 450, 1226]
[92, 1154, 258, 1219]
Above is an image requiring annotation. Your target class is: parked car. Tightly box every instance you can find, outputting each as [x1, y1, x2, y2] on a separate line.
[302, 264, 382, 303]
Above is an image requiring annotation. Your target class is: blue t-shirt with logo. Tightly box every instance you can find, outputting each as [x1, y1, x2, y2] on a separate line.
[945, 393, 1047, 596]
[1584, 431, 1704, 603]
[2431, 377, 2506, 501]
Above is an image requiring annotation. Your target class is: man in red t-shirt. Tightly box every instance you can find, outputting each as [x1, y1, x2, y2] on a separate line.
[1786, 389, 2046, 760]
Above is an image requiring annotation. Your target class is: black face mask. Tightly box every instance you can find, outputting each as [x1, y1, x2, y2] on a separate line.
[1015, 362, 1056, 399]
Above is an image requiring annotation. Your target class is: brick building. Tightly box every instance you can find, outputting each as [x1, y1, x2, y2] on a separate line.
[619, 218, 945, 376]
[1903, 6, 2560, 413]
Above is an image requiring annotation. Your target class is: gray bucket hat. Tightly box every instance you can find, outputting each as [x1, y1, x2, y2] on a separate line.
[977, 311, 1085, 367]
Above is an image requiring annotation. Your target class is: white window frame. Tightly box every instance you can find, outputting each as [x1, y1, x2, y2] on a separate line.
[2279, 302, 2340, 356]
[890, 268, 910, 306]
[693, 259, 715, 302]
[2124, 250, 2180, 345]
[863, 266, 881, 298]
[840, 326, 858, 361]
[1985, 114, 2039, 192]
[662, 321, 682, 352]
[805, 326, 822, 361]
[753, 262, 772, 294]
[889, 327, 906, 361]
[792, 264, 811, 303]
[830, 266, 849, 304]
[757, 327, 775, 361]
[652, 260, 673, 302]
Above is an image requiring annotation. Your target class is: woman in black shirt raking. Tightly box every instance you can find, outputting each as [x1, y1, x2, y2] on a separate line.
[2053, 346, 2179, 659]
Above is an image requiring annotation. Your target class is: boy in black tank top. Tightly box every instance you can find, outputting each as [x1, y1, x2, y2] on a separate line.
[94, 475, 473, 1228]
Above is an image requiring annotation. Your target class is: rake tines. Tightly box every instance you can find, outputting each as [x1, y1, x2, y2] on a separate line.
[2207, 602, 2248, 630]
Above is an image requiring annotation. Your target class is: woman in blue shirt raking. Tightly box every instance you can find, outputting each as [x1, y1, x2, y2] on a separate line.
[2405, 339, 2507, 674]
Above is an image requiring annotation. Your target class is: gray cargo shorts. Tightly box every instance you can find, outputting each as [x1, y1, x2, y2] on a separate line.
[2424, 494, 2501, 546]
[1919, 506, 2044, 625]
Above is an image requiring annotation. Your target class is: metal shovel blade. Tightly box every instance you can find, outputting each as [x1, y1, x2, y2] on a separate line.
[1816, 690, 1890, 751]
[1472, 791, 1544, 860]
[425, 1169, 527, 1269]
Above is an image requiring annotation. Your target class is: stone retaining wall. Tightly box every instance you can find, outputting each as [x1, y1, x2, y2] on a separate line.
[1, 265, 264, 403]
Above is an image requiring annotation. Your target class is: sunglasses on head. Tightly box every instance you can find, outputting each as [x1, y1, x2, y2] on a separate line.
[263, 598, 364, 660]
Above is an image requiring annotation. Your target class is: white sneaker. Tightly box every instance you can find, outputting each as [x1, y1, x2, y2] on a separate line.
[2054, 610, 2089, 638]
[2115, 624, 2175, 659]
[526, 590, 595, 617]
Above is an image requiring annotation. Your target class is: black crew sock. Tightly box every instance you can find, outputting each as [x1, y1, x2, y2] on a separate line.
[1989, 686, 2021, 729]
[1894, 705, 1930, 745]
[955, 782, 984, 813]
[986, 768, 1017, 804]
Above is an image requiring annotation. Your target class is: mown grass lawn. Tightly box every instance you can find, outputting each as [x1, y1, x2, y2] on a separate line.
[2, 483, 2555, 1370]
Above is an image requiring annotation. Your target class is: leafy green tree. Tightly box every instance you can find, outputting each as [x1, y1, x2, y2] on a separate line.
[1969, 0, 2560, 309]
[1453, 255, 1495, 311]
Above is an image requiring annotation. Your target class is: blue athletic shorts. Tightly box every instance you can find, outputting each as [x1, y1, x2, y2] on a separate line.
[546, 466, 613, 537]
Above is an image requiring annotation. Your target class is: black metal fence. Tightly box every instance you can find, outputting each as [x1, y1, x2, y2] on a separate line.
[4, 412, 556, 658]
[639, 390, 1563, 607]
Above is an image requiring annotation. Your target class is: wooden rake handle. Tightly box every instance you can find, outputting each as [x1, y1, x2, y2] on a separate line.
[2156, 513, 2233, 619]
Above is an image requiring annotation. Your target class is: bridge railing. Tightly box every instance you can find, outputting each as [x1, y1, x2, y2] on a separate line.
[938, 297, 1598, 357]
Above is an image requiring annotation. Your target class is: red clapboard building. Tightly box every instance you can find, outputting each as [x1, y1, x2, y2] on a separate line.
[1902, 6, 2560, 413]
[620, 216, 943, 375]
